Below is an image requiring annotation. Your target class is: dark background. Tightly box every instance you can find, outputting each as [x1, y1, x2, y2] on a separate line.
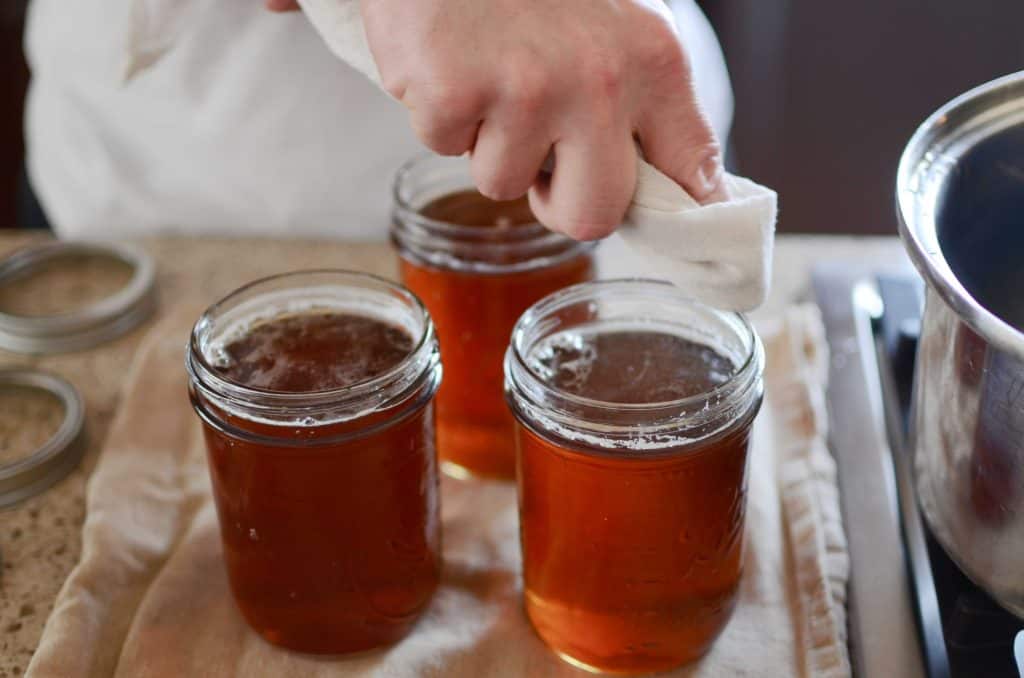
[701, 0, 1024, 233]
[1, 1, 29, 232]
[1, 2, 1023, 233]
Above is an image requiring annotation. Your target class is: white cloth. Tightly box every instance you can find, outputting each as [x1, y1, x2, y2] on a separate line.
[620, 160, 776, 311]
[24, 0, 732, 241]
[25, 0, 421, 241]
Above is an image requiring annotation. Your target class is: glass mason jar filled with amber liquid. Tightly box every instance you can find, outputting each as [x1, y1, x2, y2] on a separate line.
[392, 154, 595, 479]
[505, 280, 764, 674]
[187, 271, 442, 655]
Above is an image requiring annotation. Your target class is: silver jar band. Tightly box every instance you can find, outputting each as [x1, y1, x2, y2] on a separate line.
[0, 369, 86, 508]
[0, 241, 157, 354]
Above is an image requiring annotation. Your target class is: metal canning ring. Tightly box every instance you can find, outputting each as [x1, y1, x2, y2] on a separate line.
[0, 241, 157, 354]
[0, 369, 86, 508]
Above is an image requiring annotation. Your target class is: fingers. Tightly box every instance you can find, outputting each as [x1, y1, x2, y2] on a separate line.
[639, 104, 726, 204]
[635, 45, 728, 204]
[470, 117, 552, 201]
[470, 63, 561, 200]
[265, 0, 301, 12]
[408, 107, 480, 157]
[527, 132, 636, 241]
[400, 82, 489, 156]
[364, 0, 726, 223]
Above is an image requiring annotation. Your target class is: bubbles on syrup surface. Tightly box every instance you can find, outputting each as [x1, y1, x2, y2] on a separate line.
[208, 344, 234, 370]
[528, 328, 735, 404]
[528, 331, 596, 391]
[420, 189, 536, 228]
[212, 312, 413, 392]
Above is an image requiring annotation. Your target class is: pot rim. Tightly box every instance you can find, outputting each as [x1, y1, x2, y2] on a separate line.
[897, 69, 1024, 358]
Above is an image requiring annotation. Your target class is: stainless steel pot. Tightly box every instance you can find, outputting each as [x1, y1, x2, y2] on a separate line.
[898, 71, 1024, 617]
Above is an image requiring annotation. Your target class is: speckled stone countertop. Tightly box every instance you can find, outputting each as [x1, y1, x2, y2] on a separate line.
[0, 233, 905, 677]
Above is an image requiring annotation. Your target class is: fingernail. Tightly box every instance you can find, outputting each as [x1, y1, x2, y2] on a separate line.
[695, 153, 726, 203]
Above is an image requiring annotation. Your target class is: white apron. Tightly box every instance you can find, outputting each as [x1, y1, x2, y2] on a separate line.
[24, 0, 732, 240]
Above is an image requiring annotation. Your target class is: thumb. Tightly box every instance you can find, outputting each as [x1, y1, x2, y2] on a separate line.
[636, 63, 728, 204]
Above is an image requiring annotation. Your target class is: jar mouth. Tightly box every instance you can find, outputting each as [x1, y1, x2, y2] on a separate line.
[391, 153, 595, 273]
[186, 270, 441, 425]
[505, 279, 764, 451]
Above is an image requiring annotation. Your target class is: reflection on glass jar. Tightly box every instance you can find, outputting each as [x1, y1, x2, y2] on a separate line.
[505, 280, 764, 674]
[392, 154, 595, 479]
[186, 271, 442, 655]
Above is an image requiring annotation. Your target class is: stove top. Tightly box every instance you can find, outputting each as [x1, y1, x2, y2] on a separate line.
[814, 266, 1024, 678]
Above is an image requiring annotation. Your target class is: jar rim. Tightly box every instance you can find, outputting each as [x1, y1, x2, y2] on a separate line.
[186, 269, 440, 423]
[393, 153, 550, 239]
[505, 279, 764, 450]
[391, 153, 595, 273]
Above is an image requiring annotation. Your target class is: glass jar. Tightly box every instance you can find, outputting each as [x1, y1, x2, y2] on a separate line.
[392, 153, 595, 479]
[186, 271, 442, 655]
[504, 280, 764, 674]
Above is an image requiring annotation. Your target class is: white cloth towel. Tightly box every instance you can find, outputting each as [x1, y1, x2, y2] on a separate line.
[622, 159, 776, 311]
[125, 0, 777, 311]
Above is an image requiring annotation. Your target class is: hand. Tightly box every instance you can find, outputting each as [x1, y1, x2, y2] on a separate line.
[360, 0, 725, 240]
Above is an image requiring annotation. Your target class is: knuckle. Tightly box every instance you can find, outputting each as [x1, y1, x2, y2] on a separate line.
[699, 139, 724, 162]
[683, 128, 724, 168]
[428, 80, 477, 119]
[636, 19, 686, 74]
[506, 62, 552, 115]
[410, 108, 469, 155]
[406, 78, 484, 155]
[413, 118, 471, 156]
[420, 57, 488, 120]
[583, 53, 625, 100]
